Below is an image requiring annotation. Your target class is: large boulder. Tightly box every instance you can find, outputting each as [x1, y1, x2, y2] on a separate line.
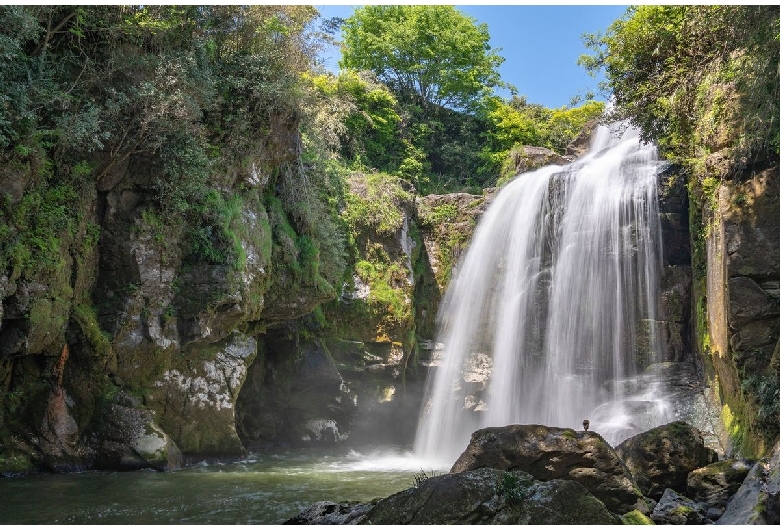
[615, 421, 718, 500]
[450, 424, 646, 514]
[686, 459, 752, 515]
[717, 440, 780, 525]
[650, 488, 706, 525]
[90, 391, 181, 471]
[359, 468, 620, 525]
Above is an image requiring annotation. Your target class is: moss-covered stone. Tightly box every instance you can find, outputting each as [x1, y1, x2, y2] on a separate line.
[146, 331, 257, 456]
[616, 421, 718, 500]
[622, 509, 655, 524]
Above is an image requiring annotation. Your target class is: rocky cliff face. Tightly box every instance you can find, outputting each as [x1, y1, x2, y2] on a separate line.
[234, 176, 490, 451]
[0, 133, 494, 472]
[694, 159, 780, 456]
[0, 116, 311, 470]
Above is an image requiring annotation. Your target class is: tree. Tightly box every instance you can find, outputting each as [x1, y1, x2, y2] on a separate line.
[580, 5, 780, 159]
[340, 5, 506, 111]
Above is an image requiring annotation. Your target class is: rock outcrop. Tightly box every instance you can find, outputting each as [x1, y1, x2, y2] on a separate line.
[90, 391, 181, 471]
[359, 469, 620, 525]
[700, 164, 780, 455]
[655, 167, 693, 363]
[505, 146, 572, 176]
[717, 440, 780, 525]
[615, 421, 718, 500]
[146, 331, 257, 456]
[565, 118, 599, 158]
[413, 191, 488, 339]
[686, 459, 752, 517]
[451, 424, 647, 514]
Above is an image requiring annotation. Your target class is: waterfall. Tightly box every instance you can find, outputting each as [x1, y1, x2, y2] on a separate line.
[414, 122, 673, 466]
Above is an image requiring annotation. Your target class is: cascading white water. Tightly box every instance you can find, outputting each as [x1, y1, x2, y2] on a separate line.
[415, 121, 674, 466]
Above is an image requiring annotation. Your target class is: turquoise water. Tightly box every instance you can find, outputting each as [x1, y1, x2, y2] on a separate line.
[0, 447, 440, 524]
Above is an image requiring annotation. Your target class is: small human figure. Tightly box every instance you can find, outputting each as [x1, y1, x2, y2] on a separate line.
[582, 419, 590, 431]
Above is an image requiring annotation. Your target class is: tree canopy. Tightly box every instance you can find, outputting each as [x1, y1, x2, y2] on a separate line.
[580, 5, 780, 161]
[340, 5, 506, 111]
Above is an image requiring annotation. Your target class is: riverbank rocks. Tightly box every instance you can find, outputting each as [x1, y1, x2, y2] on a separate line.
[358, 468, 620, 525]
[450, 424, 647, 514]
[686, 459, 752, 515]
[283, 500, 376, 525]
[615, 421, 718, 500]
[717, 440, 780, 524]
[650, 488, 706, 525]
[90, 391, 181, 471]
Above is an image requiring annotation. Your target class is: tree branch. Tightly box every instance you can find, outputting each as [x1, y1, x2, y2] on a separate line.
[32, 9, 78, 56]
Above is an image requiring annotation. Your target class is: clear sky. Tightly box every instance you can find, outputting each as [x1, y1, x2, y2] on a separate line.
[314, 3, 628, 109]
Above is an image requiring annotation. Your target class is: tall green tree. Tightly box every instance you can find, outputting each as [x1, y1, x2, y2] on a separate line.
[340, 5, 506, 111]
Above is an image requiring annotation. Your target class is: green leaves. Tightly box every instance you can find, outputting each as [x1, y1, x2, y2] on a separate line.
[341, 6, 505, 112]
[343, 172, 411, 237]
[582, 6, 780, 161]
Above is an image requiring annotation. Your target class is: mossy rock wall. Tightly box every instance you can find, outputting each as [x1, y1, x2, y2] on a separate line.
[692, 157, 780, 457]
[0, 125, 345, 467]
[0, 151, 493, 469]
[240, 173, 492, 449]
[414, 192, 488, 341]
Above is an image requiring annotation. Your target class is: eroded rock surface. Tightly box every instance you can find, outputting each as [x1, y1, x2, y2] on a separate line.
[615, 421, 718, 500]
[451, 424, 647, 514]
[146, 331, 257, 456]
[360, 469, 620, 525]
[90, 391, 181, 471]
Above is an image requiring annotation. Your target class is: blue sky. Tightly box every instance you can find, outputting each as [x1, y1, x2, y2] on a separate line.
[314, 4, 628, 109]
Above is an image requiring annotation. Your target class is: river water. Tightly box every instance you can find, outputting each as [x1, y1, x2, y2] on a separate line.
[0, 447, 439, 524]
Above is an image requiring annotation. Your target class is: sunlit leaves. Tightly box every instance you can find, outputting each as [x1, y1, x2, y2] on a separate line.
[581, 5, 780, 160]
[340, 5, 506, 112]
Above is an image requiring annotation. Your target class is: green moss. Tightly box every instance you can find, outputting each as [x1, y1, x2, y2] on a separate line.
[670, 505, 694, 516]
[418, 203, 458, 228]
[722, 403, 745, 451]
[343, 172, 412, 236]
[267, 193, 331, 295]
[355, 259, 412, 325]
[741, 374, 780, 443]
[621, 510, 655, 525]
[0, 453, 33, 474]
[73, 304, 112, 358]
